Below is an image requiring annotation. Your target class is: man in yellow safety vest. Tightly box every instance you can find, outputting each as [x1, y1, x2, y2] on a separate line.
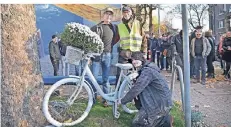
[116, 6, 147, 84]
[117, 6, 147, 63]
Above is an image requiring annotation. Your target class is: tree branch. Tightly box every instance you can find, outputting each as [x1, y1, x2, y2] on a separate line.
[199, 5, 208, 21]
[141, 4, 147, 29]
[187, 6, 197, 29]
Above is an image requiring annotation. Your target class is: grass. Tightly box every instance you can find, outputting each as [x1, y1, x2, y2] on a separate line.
[49, 94, 184, 127]
[170, 102, 185, 127]
[68, 101, 185, 127]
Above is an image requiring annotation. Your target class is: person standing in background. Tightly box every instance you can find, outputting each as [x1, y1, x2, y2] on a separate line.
[190, 26, 203, 78]
[90, 8, 119, 107]
[49, 35, 61, 76]
[116, 5, 147, 84]
[205, 30, 215, 78]
[148, 33, 159, 63]
[218, 33, 227, 75]
[172, 30, 184, 80]
[190, 29, 211, 85]
[166, 32, 174, 72]
[160, 34, 171, 70]
[222, 31, 231, 79]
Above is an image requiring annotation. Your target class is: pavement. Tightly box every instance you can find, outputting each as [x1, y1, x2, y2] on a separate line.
[162, 68, 231, 127]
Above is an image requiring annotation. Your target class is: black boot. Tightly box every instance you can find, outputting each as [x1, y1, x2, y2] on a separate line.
[222, 70, 226, 75]
[206, 73, 212, 78]
[224, 70, 230, 79]
[225, 73, 231, 79]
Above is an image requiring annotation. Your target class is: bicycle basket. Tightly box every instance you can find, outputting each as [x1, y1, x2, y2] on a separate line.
[64, 46, 84, 65]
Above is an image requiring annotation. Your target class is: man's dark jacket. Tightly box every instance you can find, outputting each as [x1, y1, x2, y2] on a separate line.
[90, 22, 119, 61]
[121, 62, 173, 124]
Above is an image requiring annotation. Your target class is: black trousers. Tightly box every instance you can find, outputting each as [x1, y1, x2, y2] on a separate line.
[51, 59, 60, 76]
[226, 62, 231, 76]
[152, 51, 161, 68]
[206, 55, 215, 75]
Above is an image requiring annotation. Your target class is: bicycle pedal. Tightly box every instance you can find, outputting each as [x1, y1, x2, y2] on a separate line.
[114, 111, 120, 119]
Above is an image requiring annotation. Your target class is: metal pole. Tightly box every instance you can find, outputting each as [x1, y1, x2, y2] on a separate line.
[213, 6, 215, 32]
[181, 4, 191, 127]
[158, 4, 161, 36]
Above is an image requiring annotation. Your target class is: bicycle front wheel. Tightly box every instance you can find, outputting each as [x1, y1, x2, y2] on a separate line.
[43, 78, 93, 127]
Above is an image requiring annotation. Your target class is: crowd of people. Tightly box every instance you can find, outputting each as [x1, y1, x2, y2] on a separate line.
[147, 27, 231, 85]
[48, 5, 231, 127]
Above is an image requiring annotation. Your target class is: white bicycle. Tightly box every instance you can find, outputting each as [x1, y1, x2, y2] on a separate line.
[43, 52, 139, 126]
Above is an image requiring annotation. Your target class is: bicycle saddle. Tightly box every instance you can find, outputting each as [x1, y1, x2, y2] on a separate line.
[115, 63, 133, 70]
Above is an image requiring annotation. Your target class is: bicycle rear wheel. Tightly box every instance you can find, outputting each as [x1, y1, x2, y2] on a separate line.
[118, 79, 138, 114]
[43, 78, 93, 126]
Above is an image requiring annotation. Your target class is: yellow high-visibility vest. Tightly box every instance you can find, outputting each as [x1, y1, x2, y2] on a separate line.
[118, 20, 142, 52]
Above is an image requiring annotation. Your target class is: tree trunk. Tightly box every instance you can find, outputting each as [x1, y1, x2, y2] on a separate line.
[148, 5, 153, 35]
[1, 4, 46, 127]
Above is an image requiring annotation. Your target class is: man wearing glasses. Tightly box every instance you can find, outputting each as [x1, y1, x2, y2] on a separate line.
[90, 8, 119, 106]
[190, 29, 211, 85]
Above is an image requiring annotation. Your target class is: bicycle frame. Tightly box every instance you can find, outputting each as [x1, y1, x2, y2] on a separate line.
[72, 56, 134, 103]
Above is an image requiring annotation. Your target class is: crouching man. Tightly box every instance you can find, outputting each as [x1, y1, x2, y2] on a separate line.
[120, 60, 173, 127]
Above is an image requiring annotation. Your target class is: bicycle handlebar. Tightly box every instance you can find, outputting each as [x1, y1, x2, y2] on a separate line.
[83, 52, 101, 59]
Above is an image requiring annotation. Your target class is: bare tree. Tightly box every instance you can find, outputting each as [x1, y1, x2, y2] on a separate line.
[133, 4, 147, 29]
[147, 4, 157, 33]
[124, 4, 158, 33]
[167, 4, 209, 30]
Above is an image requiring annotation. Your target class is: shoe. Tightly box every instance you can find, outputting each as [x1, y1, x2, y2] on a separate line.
[225, 74, 230, 80]
[206, 73, 212, 78]
[222, 70, 226, 75]
[190, 75, 196, 79]
[193, 80, 200, 84]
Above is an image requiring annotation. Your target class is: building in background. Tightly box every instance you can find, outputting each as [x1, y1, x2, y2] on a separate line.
[209, 4, 231, 44]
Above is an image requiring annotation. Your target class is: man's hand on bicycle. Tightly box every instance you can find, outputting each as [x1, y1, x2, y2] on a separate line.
[132, 60, 142, 68]
[116, 98, 136, 105]
[116, 98, 122, 105]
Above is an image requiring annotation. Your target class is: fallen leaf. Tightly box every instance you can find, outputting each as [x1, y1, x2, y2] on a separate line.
[64, 118, 72, 123]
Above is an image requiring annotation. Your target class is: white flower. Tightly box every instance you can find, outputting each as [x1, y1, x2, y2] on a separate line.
[63, 22, 104, 53]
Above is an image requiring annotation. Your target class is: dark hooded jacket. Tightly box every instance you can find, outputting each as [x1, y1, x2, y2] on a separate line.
[205, 31, 215, 60]
[172, 33, 183, 55]
[121, 62, 172, 123]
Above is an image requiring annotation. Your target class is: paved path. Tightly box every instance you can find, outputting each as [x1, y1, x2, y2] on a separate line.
[163, 69, 231, 127]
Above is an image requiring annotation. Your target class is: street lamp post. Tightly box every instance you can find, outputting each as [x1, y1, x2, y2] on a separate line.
[181, 4, 191, 127]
